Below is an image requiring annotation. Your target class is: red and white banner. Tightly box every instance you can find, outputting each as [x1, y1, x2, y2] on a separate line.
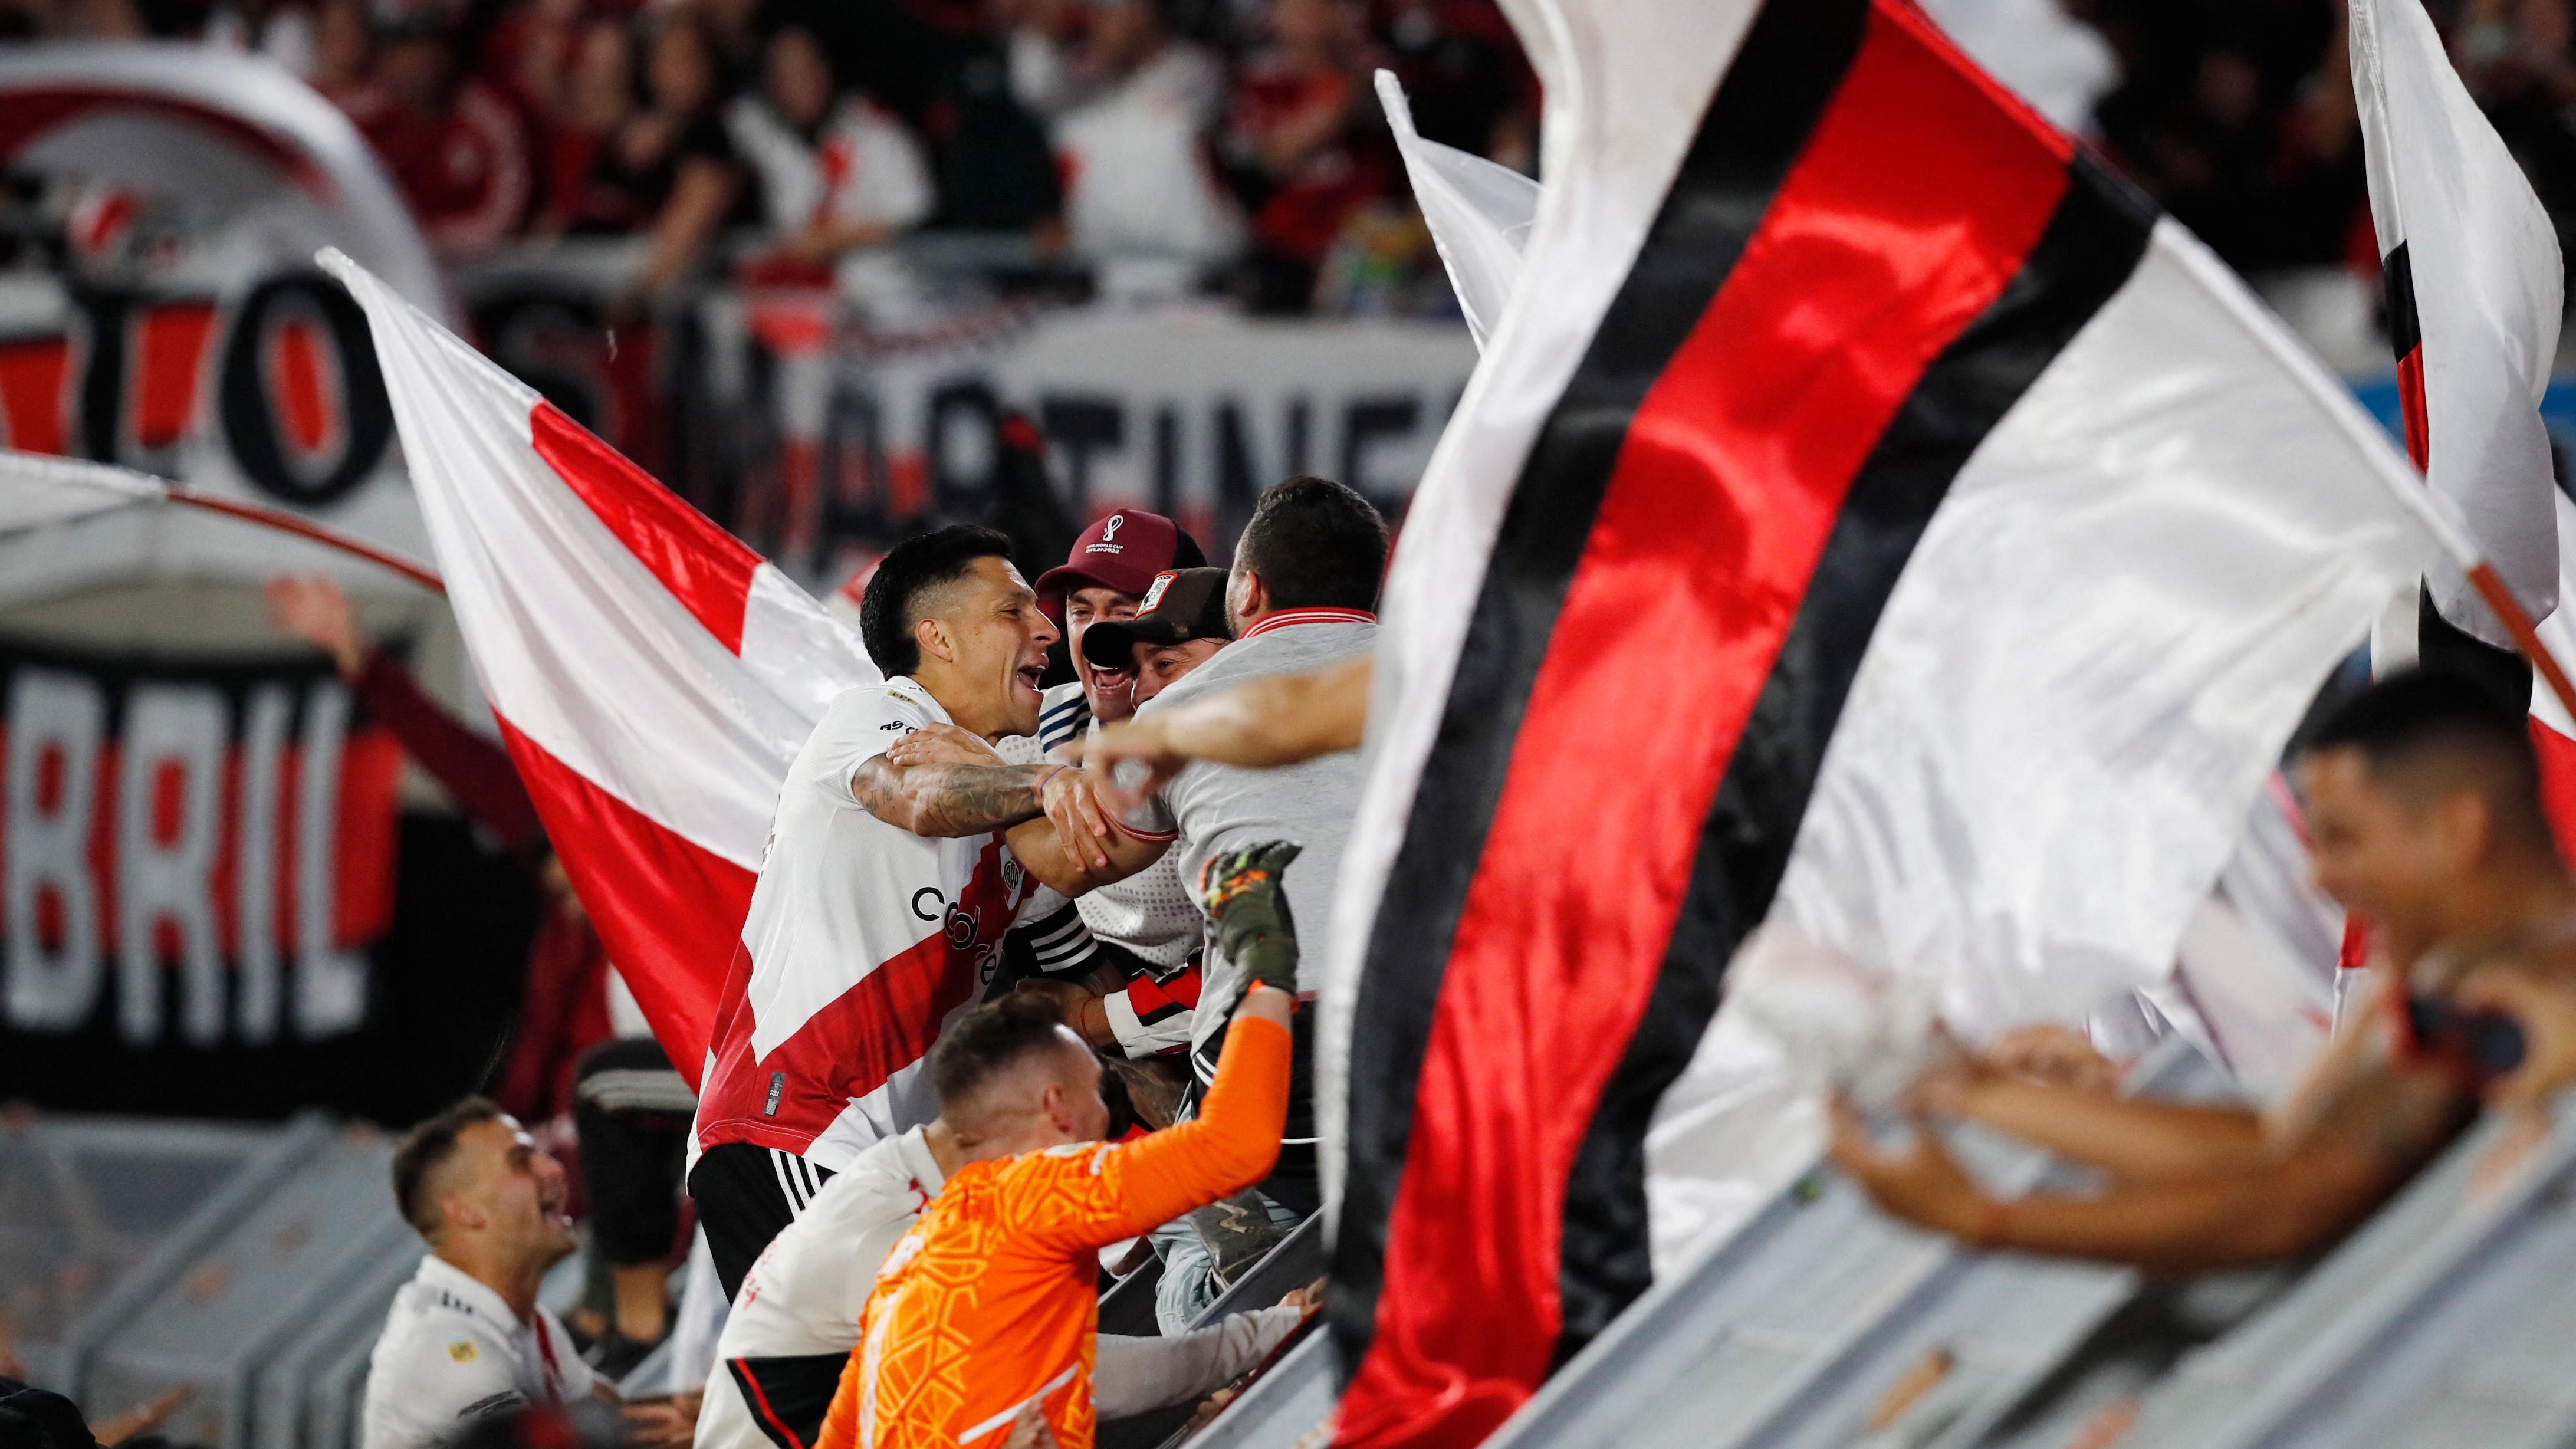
[320, 248, 876, 1087]
[1, 642, 399, 1047]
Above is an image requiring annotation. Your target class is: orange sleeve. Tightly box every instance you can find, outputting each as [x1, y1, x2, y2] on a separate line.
[1031, 1014, 1293, 1251]
[814, 1339, 869, 1449]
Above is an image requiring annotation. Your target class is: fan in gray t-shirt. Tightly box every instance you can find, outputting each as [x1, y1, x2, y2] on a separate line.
[1122, 614, 1375, 1069]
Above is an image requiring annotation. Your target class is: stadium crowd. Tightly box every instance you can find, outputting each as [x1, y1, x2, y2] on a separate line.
[21, 0, 2576, 313]
[1, 0, 1540, 312]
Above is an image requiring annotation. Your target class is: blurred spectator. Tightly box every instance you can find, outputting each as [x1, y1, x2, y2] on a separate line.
[584, 9, 744, 298]
[531, 17, 641, 236]
[1224, 0, 1386, 310]
[2087, 4, 2364, 279]
[337, 8, 535, 260]
[309, 0, 375, 99]
[1376, 0, 1529, 169]
[203, 0, 320, 78]
[726, 25, 936, 266]
[1037, 0, 1245, 282]
[477, 0, 585, 123]
[916, 0, 1065, 232]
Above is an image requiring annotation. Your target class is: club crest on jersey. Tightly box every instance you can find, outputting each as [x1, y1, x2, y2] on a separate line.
[1139, 571, 1177, 612]
[1002, 855, 1024, 895]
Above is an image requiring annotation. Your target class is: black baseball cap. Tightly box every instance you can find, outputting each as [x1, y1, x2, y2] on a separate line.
[1080, 567, 1232, 669]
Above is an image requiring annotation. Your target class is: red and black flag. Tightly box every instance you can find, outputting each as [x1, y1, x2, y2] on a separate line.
[1316, 0, 2435, 1444]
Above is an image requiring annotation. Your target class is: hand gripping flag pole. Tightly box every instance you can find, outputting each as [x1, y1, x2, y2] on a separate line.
[0, 448, 446, 594]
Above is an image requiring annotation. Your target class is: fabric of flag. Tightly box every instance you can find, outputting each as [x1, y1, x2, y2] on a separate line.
[320, 249, 877, 1087]
[1378, 70, 1536, 353]
[1313, 1, 2433, 1444]
[2352, 0, 2561, 649]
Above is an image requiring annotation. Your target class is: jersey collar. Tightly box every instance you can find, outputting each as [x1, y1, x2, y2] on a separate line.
[418, 1253, 527, 1330]
[1238, 608, 1376, 640]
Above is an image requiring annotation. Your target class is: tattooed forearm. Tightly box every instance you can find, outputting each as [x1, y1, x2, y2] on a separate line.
[852, 758, 1048, 836]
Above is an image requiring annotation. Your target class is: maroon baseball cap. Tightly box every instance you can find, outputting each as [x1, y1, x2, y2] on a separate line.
[1033, 509, 1207, 603]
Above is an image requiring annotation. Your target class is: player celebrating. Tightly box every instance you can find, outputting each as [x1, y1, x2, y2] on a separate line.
[688, 525, 1103, 1297]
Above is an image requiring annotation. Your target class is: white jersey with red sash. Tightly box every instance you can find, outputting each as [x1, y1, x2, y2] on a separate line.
[695, 678, 1062, 1172]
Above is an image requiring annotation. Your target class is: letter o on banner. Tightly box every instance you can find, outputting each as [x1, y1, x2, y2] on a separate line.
[220, 272, 395, 507]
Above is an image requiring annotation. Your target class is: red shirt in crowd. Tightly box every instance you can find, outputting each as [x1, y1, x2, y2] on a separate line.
[1228, 58, 1387, 265]
[340, 79, 535, 257]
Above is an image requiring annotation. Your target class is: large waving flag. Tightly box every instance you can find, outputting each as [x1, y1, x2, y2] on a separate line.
[320, 250, 877, 1086]
[2352, 0, 2562, 649]
[1316, 0, 2436, 1443]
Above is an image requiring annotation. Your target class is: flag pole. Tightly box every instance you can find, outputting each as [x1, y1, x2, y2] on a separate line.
[163, 485, 447, 594]
[2377, 473, 2576, 721]
[2, 449, 445, 594]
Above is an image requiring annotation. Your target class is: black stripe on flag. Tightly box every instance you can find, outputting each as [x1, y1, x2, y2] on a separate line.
[1332, 0, 1873, 1363]
[2382, 238, 2421, 362]
[1551, 155, 2156, 1351]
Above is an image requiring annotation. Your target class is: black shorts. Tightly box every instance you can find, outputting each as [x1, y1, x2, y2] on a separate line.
[1188, 1005, 1319, 1218]
[687, 1142, 837, 1302]
[572, 1039, 694, 1265]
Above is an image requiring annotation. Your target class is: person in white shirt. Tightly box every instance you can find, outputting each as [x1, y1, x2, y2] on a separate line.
[727, 25, 935, 264]
[362, 1099, 607, 1449]
[1037, 0, 1243, 272]
[695, 1034, 1303, 1449]
[689, 527, 1108, 1301]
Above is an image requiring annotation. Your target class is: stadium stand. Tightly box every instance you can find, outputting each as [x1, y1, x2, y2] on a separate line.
[1171, 1044, 2574, 1449]
[1, 1114, 302, 1394]
[0, 1113, 460, 1449]
[77, 1123, 411, 1449]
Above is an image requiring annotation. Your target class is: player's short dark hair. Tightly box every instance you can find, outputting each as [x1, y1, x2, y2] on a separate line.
[861, 525, 1019, 677]
[930, 993, 1076, 1112]
[392, 1096, 502, 1239]
[1234, 476, 1388, 613]
[2302, 668, 2552, 849]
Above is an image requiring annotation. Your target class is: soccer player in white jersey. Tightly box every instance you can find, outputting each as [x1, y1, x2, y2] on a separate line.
[688, 526, 1109, 1297]
[362, 1099, 606, 1449]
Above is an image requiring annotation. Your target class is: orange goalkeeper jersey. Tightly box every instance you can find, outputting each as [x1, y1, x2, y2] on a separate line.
[816, 1012, 1292, 1449]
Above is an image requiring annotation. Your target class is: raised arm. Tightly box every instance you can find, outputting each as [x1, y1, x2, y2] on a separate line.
[1928, 1076, 2268, 1183]
[853, 755, 1054, 837]
[1832, 1057, 2470, 1271]
[998, 761, 1175, 896]
[848, 724, 1058, 837]
[1087, 656, 1369, 813]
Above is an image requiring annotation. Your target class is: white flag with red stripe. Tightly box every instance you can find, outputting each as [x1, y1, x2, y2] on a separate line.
[2351, 0, 2562, 648]
[320, 249, 876, 1086]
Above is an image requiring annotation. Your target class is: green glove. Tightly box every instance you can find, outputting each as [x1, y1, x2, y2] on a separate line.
[1200, 840, 1304, 993]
